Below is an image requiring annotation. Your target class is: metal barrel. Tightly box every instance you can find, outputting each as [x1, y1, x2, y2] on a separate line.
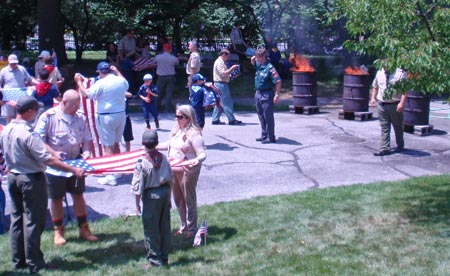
[403, 90, 431, 125]
[342, 74, 370, 112]
[292, 71, 317, 107]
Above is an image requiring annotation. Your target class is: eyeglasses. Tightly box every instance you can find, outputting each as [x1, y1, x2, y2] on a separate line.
[175, 115, 186, 120]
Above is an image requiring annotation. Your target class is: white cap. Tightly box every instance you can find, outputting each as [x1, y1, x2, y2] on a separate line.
[38, 50, 50, 58]
[143, 74, 153, 80]
[8, 54, 19, 64]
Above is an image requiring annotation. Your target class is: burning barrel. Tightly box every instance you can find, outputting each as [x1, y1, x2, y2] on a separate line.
[343, 67, 370, 112]
[404, 90, 431, 125]
[290, 54, 317, 108]
[292, 71, 317, 107]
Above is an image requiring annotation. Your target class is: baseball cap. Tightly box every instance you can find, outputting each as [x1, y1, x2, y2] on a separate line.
[96, 62, 111, 73]
[16, 95, 43, 113]
[192, 73, 206, 82]
[38, 50, 50, 58]
[163, 43, 172, 51]
[8, 54, 19, 64]
[142, 129, 159, 148]
[143, 74, 153, 81]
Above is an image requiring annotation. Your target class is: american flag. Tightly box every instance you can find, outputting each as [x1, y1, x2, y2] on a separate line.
[132, 57, 156, 72]
[77, 75, 104, 157]
[193, 219, 208, 247]
[1, 87, 35, 101]
[45, 149, 192, 177]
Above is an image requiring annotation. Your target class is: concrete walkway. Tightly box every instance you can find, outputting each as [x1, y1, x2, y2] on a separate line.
[2, 99, 450, 223]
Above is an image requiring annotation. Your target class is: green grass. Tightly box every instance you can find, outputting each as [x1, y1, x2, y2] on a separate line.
[2, 174, 450, 275]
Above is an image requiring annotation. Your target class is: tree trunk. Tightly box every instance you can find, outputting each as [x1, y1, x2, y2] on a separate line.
[38, 0, 68, 65]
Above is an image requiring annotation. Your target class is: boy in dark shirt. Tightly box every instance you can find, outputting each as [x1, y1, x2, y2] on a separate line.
[137, 74, 159, 129]
[189, 74, 207, 128]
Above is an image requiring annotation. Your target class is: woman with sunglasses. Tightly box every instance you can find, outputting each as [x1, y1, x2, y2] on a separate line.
[157, 105, 206, 238]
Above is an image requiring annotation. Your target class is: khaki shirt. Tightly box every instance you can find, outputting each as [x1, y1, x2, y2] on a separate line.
[1, 119, 52, 174]
[213, 57, 230, 83]
[35, 105, 92, 159]
[186, 52, 201, 75]
[372, 68, 406, 102]
[131, 153, 173, 196]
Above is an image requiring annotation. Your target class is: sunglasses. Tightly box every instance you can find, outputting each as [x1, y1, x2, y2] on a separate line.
[175, 115, 186, 120]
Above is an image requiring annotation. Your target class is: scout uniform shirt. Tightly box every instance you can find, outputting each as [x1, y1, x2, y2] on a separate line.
[35, 105, 92, 160]
[372, 67, 406, 103]
[1, 119, 52, 174]
[131, 151, 173, 196]
[255, 60, 281, 91]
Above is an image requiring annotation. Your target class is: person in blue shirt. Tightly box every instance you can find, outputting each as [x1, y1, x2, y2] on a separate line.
[189, 74, 207, 128]
[138, 74, 159, 129]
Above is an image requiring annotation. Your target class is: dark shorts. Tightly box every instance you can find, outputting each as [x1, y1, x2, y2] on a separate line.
[46, 174, 85, 200]
[123, 115, 134, 142]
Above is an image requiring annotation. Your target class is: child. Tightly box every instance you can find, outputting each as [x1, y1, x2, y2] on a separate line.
[189, 73, 206, 128]
[138, 74, 159, 129]
[131, 129, 173, 267]
[122, 91, 134, 152]
[32, 69, 61, 111]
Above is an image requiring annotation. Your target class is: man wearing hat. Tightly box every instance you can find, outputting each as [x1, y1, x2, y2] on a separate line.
[1, 95, 84, 273]
[0, 54, 37, 124]
[131, 129, 173, 267]
[75, 62, 128, 185]
[212, 48, 242, 125]
[154, 43, 179, 112]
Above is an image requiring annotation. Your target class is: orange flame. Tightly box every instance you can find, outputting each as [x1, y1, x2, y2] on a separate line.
[289, 54, 315, 72]
[345, 66, 369, 75]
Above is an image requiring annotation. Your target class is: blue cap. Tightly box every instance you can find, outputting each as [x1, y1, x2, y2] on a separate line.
[96, 62, 111, 73]
[192, 73, 206, 82]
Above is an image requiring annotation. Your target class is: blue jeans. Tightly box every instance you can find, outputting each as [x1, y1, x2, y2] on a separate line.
[212, 82, 236, 123]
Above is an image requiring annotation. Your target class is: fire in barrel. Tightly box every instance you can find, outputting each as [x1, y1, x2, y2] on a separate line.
[289, 54, 317, 108]
[342, 66, 370, 112]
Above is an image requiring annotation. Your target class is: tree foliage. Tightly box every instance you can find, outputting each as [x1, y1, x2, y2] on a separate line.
[330, 0, 450, 95]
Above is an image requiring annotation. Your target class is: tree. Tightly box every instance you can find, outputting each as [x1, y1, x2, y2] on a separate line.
[330, 0, 450, 95]
[38, 0, 68, 65]
[0, 0, 37, 51]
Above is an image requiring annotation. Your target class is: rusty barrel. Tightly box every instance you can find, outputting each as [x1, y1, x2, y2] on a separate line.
[403, 90, 431, 125]
[342, 74, 370, 112]
[292, 71, 317, 107]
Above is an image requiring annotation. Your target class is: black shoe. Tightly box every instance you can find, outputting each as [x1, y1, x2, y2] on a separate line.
[396, 147, 405, 152]
[261, 138, 276, 144]
[155, 119, 160, 129]
[212, 120, 225, 125]
[228, 120, 242, 125]
[255, 137, 267, 142]
[373, 150, 391, 156]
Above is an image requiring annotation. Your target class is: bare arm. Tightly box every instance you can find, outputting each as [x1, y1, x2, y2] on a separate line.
[370, 87, 378, 106]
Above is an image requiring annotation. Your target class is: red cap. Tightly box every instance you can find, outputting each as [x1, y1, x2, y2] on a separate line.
[163, 43, 172, 51]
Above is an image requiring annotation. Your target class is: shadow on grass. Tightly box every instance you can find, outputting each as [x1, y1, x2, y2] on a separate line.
[66, 232, 144, 268]
[385, 176, 450, 229]
[171, 226, 237, 251]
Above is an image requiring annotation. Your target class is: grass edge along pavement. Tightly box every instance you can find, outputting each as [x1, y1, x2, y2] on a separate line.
[2, 174, 450, 275]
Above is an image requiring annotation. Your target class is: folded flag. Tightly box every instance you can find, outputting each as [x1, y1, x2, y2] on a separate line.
[193, 219, 208, 247]
[46, 149, 195, 177]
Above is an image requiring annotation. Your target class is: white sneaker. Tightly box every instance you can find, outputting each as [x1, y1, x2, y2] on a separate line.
[97, 175, 117, 186]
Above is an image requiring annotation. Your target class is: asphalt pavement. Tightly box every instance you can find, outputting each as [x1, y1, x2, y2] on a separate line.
[2, 97, 450, 224]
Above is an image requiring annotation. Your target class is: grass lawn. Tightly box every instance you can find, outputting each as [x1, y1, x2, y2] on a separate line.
[1, 174, 450, 275]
